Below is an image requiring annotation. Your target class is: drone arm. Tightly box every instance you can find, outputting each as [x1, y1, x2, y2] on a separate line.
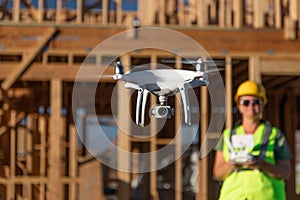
[179, 84, 191, 125]
[124, 82, 140, 90]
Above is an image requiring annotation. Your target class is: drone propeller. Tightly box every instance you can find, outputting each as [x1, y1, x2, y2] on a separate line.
[205, 68, 224, 73]
[161, 58, 239, 66]
[99, 74, 115, 78]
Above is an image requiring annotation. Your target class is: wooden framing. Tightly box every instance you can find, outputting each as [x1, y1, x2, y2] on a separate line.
[47, 79, 63, 200]
[117, 55, 132, 200]
[1, 27, 57, 91]
[225, 55, 233, 128]
[0, 1, 300, 200]
[174, 56, 182, 200]
[0, 0, 297, 32]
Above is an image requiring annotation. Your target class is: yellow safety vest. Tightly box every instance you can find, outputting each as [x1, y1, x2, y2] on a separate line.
[219, 121, 286, 200]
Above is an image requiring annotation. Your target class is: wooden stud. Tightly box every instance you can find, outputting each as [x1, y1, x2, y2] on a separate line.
[47, 79, 63, 200]
[225, 0, 233, 27]
[197, 0, 208, 27]
[249, 54, 261, 83]
[115, 0, 122, 25]
[158, 0, 166, 25]
[24, 114, 33, 199]
[150, 54, 159, 200]
[68, 52, 74, 67]
[197, 87, 208, 200]
[274, 0, 282, 29]
[253, 0, 264, 28]
[225, 55, 233, 128]
[166, 0, 176, 23]
[233, 0, 243, 28]
[37, 0, 44, 23]
[69, 124, 77, 200]
[76, 0, 83, 24]
[79, 159, 105, 199]
[56, 0, 62, 23]
[177, 0, 185, 25]
[189, 0, 197, 25]
[175, 55, 182, 200]
[208, 0, 217, 23]
[102, 0, 109, 25]
[7, 110, 17, 199]
[284, 16, 297, 40]
[38, 115, 46, 200]
[13, 0, 20, 23]
[117, 55, 131, 200]
[290, 0, 299, 21]
[219, 0, 226, 27]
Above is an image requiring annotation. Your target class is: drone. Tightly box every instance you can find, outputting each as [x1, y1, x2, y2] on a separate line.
[105, 58, 226, 127]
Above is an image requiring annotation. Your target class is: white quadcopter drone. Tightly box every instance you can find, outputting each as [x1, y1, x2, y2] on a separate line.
[107, 58, 225, 127]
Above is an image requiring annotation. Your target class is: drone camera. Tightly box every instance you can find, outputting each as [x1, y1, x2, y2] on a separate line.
[150, 105, 174, 119]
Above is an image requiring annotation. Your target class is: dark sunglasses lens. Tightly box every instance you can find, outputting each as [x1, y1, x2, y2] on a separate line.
[253, 99, 262, 105]
[241, 100, 250, 106]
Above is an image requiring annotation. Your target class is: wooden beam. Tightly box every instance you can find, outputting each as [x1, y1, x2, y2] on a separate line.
[261, 57, 300, 75]
[47, 79, 63, 200]
[1, 27, 57, 91]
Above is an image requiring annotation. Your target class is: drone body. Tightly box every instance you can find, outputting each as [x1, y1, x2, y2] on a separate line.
[110, 58, 219, 127]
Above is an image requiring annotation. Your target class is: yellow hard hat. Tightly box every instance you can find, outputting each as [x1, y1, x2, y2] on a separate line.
[234, 80, 267, 105]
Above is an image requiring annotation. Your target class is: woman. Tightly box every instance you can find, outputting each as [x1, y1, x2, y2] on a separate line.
[213, 80, 292, 200]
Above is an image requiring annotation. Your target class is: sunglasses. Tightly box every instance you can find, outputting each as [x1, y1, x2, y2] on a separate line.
[239, 99, 263, 106]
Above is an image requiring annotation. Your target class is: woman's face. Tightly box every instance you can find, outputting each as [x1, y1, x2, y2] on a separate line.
[238, 95, 264, 120]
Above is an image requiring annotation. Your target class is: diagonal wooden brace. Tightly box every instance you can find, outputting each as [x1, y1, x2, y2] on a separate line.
[1, 27, 57, 91]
